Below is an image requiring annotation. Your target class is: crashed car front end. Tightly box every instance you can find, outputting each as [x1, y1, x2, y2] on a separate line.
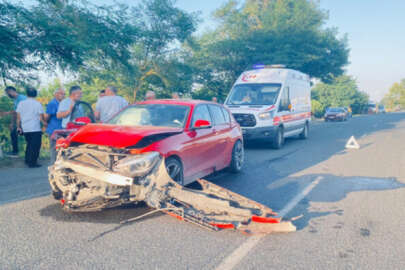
[49, 144, 296, 234]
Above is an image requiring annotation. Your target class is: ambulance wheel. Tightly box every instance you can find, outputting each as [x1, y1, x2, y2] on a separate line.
[299, 122, 309, 139]
[271, 127, 284, 149]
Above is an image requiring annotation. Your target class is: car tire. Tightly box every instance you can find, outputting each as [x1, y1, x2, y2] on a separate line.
[299, 122, 309, 140]
[165, 157, 184, 185]
[271, 126, 284, 149]
[228, 140, 244, 173]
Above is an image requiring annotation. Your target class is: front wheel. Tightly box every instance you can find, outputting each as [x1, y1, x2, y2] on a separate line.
[271, 127, 284, 149]
[228, 140, 244, 173]
[165, 157, 184, 185]
[299, 122, 309, 139]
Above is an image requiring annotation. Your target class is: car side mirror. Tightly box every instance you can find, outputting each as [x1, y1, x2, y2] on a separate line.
[193, 119, 211, 129]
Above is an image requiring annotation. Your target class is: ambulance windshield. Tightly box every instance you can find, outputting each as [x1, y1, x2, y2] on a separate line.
[226, 83, 281, 106]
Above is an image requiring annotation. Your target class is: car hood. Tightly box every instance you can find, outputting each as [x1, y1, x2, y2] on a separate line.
[69, 124, 183, 148]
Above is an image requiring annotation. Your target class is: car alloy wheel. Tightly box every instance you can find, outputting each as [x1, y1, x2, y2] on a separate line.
[229, 140, 244, 173]
[165, 157, 184, 185]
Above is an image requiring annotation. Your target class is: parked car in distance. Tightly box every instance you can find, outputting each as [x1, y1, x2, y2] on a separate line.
[55, 99, 244, 186]
[324, 107, 349, 122]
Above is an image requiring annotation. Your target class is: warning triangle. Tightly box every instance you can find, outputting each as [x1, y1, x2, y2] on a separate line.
[345, 136, 360, 149]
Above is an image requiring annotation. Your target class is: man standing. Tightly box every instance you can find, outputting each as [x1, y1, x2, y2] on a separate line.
[16, 87, 45, 168]
[57, 85, 82, 128]
[95, 86, 128, 123]
[2, 86, 26, 157]
[45, 88, 65, 164]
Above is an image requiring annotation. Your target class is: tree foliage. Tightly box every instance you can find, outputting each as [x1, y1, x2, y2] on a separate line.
[0, 0, 140, 85]
[191, 0, 349, 100]
[381, 79, 405, 111]
[311, 75, 369, 115]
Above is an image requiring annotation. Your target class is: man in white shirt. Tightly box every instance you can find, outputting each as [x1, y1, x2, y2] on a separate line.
[16, 87, 45, 168]
[95, 86, 128, 123]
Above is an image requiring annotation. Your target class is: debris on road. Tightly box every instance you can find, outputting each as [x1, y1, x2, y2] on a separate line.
[49, 145, 296, 234]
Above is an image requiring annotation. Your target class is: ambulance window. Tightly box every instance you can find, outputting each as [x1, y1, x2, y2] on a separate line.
[279, 87, 290, 111]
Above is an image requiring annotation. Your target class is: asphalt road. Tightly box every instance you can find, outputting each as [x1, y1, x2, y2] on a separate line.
[1, 113, 405, 269]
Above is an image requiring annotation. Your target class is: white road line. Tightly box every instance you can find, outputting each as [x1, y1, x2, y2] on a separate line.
[215, 176, 323, 270]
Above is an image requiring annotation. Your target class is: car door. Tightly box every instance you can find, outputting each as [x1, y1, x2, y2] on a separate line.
[207, 104, 232, 170]
[182, 104, 217, 182]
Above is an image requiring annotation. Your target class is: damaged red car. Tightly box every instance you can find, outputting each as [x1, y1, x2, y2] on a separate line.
[55, 99, 244, 186]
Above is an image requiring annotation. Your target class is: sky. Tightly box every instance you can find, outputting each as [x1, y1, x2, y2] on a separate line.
[26, 0, 405, 102]
[90, 0, 405, 101]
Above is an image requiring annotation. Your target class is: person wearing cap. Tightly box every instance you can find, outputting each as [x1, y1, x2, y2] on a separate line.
[16, 87, 45, 168]
[95, 86, 128, 123]
[44, 88, 65, 164]
[57, 85, 82, 128]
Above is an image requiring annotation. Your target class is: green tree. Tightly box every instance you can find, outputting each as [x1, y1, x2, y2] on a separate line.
[382, 79, 405, 111]
[78, 0, 197, 101]
[311, 75, 369, 115]
[191, 0, 349, 100]
[0, 0, 140, 86]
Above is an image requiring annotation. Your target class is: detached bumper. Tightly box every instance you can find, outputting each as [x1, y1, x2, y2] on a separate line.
[242, 126, 278, 140]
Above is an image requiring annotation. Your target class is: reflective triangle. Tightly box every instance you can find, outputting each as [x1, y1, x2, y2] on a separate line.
[345, 136, 360, 149]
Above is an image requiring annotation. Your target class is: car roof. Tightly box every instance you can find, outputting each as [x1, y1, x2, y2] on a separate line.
[136, 99, 219, 107]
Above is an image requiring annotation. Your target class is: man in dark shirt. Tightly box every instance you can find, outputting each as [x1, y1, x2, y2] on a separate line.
[44, 88, 65, 164]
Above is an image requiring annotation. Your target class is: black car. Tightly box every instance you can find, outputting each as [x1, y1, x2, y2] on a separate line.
[324, 107, 348, 122]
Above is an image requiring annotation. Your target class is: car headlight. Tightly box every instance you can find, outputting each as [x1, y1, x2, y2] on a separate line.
[113, 151, 161, 177]
[258, 112, 271, 120]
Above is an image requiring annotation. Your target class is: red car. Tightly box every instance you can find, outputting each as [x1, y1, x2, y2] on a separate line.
[57, 99, 244, 185]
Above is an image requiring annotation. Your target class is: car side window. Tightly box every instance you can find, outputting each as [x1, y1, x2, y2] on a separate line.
[220, 107, 231, 123]
[208, 105, 227, 126]
[192, 105, 212, 127]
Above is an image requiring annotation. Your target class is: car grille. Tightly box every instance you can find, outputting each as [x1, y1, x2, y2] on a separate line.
[233, 113, 256, 127]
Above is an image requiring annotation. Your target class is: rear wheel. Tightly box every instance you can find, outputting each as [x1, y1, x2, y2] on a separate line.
[299, 122, 309, 139]
[165, 157, 184, 185]
[228, 140, 244, 173]
[271, 126, 284, 149]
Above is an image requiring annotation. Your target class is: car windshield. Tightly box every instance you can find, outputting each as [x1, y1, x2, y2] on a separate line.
[328, 108, 344, 113]
[108, 104, 189, 128]
[226, 83, 281, 105]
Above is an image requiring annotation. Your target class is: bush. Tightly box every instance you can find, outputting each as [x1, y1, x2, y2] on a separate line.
[311, 99, 325, 118]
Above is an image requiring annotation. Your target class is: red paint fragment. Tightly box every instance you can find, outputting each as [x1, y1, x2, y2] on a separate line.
[210, 223, 235, 229]
[251, 216, 280, 223]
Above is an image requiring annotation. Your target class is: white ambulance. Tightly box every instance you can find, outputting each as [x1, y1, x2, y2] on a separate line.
[224, 65, 311, 149]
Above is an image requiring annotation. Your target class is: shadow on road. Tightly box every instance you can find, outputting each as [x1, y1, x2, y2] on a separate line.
[39, 201, 160, 225]
[270, 174, 405, 230]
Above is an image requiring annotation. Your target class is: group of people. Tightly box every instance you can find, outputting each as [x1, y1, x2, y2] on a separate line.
[1, 86, 218, 168]
[2, 85, 129, 168]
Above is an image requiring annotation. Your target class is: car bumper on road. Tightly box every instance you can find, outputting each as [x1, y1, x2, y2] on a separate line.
[242, 126, 278, 140]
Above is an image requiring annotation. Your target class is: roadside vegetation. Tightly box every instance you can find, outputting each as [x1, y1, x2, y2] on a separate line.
[0, 0, 371, 158]
[381, 79, 405, 112]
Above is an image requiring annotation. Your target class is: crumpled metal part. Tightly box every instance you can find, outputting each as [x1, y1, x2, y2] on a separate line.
[49, 145, 296, 234]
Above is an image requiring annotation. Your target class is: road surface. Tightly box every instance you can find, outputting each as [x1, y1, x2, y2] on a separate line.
[1, 113, 404, 269]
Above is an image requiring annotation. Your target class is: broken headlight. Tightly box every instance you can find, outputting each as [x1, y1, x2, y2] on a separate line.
[114, 152, 160, 177]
